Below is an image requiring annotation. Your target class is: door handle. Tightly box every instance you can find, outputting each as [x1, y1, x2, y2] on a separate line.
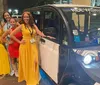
[40, 38, 45, 43]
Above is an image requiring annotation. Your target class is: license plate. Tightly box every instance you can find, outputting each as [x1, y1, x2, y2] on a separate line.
[94, 82, 100, 85]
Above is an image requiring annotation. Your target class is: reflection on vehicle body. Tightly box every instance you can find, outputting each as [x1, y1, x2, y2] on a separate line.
[25, 4, 100, 85]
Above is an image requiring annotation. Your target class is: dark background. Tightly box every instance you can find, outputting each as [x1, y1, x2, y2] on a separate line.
[8, 0, 34, 10]
[7, 0, 57, 11]
[7, 0, 44, 14]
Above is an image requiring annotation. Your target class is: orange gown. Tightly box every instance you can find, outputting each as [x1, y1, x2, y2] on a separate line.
[0, 29, 10, 75]
[18, 24, 39, 85]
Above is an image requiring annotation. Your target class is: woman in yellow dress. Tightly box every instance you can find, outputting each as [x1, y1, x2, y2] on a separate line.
[10, 12, 47, 85]
[0, 22, 10, 78]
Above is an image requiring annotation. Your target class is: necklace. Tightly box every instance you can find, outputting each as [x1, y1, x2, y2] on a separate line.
[26, 26, 33, 37]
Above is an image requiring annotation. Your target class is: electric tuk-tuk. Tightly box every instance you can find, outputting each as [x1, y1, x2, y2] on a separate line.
[25, 4, 100, 85]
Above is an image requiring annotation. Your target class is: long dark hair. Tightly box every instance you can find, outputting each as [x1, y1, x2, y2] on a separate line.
[3, 11, 11, 23]
[21, 11, 35, 28]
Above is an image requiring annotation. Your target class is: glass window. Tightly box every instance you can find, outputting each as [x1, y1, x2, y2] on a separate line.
[72, 13, 85, 32]
[31, 11, 41, 28]
[62, 7, 100, 47]
[43, 11, 60, 42]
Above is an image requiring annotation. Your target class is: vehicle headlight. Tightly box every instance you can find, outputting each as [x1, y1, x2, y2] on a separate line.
[83, 55, 95, 65]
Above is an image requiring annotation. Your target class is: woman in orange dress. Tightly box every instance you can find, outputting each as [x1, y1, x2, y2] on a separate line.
[2, 18, 22, 77]
[0, 21, 10, 79]
[10, 12, 47, 85]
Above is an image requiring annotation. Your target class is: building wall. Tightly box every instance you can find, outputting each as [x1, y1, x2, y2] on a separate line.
[0, 0, 4, 19]
[72, 0, 91, 6]
[3, 0, 8, 11]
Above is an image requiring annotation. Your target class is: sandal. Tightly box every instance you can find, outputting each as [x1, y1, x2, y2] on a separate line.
[0, 74, 6, 79]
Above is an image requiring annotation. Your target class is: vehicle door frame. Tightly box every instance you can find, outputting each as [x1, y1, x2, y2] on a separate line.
[41, 6, 73, 84]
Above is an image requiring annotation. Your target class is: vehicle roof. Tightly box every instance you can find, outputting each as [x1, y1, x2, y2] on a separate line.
[49, 4, 100, 8]
[24, 4, 100, 11]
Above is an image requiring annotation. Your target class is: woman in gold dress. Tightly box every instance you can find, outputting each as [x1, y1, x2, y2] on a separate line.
[0, 22, 10, 79]
[10, 12, 47, 85]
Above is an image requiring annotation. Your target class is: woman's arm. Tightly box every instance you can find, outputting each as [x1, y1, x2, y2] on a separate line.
[10, 25, 22, 44]
[34, 24, 46, 37]
[2, 29, 10, 38]
[34, 24, 56, 39]
[16, 22, 20, 26]
[1, 29, 10, 43]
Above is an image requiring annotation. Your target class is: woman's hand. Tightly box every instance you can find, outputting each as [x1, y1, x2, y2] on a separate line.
[8, 40, 13, 44]
[1, 38, 7, 43]
[46, 36, 56, 39]
[19, 40, 26, 44]
[0, 37, 3, 43]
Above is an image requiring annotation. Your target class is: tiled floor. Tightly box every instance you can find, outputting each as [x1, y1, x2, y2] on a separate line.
[0, 76, 55, 85]
[0, 69, 56, 85]
[0, 76, 25, 85]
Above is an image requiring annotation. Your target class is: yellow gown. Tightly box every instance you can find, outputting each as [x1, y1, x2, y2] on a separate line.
[18, 24, 39, 85]
[0, 29, 10, 75]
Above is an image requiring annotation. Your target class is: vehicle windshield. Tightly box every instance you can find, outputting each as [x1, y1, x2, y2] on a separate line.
[62, 7, 100, 47]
